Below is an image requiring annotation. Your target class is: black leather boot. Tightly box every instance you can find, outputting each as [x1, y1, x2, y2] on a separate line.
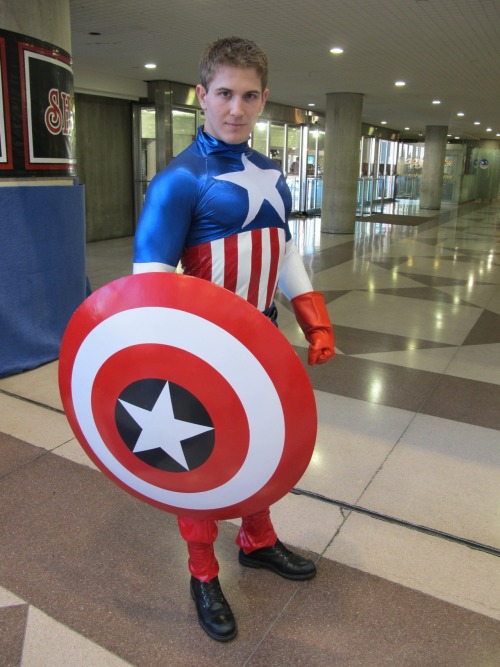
[190, 576, 237, 641]
[238, 539, 317, 580]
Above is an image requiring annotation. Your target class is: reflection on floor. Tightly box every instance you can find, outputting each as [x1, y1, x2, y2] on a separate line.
[1, 200, 500, 666]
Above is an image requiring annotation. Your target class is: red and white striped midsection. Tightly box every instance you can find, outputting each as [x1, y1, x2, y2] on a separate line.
[181, 227, 286, 312]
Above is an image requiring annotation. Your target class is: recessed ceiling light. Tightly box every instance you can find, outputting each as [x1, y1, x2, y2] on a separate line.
[405, 127, 410, 130]
[395, 81, 406, 86]
[432, 99, 441, 104]
[308, 103, 316, 107]
[381, 121, 387, 125]
[330, 47, 344, 54]
[486, 128, 492, 132]
[474, 121, 480, 125]
[454, 136, 460, 139]
[145, 63, 157, 69]
[457, 112, 465, 116]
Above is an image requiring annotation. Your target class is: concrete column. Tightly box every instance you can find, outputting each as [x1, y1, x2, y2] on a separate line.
[322, 93, 363, 234]
[420, 125, 448, 210]
[0, 0, 71, 51]
[0, 0, 87, 376]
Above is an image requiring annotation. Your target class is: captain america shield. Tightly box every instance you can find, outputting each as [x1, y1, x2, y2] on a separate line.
[58, 272, 317, 519]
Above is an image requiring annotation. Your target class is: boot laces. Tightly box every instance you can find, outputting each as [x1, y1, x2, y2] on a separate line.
[201, 578, 225, 610]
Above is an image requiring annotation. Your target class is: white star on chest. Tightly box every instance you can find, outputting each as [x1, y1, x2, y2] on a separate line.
[215, 154, 286, 228]
[118, 383, 213, 470]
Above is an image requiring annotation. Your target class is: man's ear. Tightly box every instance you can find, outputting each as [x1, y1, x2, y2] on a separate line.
[260, 88, 269, 113]
[196, 84, 207, 109]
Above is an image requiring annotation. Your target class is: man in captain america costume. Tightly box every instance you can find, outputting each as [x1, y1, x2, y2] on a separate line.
[133, 36, 335, 642]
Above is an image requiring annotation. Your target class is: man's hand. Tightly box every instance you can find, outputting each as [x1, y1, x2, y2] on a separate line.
[291, 291, 335, 365]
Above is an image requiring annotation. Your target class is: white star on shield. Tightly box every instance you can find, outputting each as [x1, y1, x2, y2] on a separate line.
[118, 382, 214, 470]
[215, 154, 286, 228]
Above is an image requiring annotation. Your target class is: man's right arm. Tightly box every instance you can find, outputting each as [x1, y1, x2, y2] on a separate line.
[133, 167, 195, 274]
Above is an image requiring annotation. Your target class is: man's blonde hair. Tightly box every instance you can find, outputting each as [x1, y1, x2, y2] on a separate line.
[199, 36, 268, 91]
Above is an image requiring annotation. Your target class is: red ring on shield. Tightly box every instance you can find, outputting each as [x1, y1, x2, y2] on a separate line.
[59, 273, 317, 519]
[91, 344, 249, 492]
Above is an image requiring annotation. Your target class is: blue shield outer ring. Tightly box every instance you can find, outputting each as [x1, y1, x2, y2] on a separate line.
[58, 272, 317, 519]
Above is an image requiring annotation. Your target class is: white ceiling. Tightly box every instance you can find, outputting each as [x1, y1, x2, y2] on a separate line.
[69, 0, 500, 141]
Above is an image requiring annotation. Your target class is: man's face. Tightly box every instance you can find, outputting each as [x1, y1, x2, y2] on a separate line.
[196, 66, 269, 144]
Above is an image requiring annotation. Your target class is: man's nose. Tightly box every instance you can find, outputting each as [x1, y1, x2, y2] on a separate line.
[229, 96, 244, 116]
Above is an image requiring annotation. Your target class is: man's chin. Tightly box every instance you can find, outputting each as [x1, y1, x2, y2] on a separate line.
[222, 127, 250, 144]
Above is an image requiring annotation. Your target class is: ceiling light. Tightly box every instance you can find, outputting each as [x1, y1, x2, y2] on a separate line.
[145, 63, 157, 69]
[308, 103, 316, 107]
[381, 121, 387, 125]
[432, 99, 441, 104]
[457, 112, 465, 116]
[486, 128, 492, 132]
[330, 47, 344, 54]
[395, 81, 406, 86]
[474, 121, 480, 125]
[405, 127, 410, 130]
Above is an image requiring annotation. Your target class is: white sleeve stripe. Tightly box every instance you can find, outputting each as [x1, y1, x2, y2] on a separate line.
[277, 240, 313, 300]
[133, 261, 176, 274]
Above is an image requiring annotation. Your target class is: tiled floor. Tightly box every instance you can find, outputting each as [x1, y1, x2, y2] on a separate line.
[1, 200, 500, 666]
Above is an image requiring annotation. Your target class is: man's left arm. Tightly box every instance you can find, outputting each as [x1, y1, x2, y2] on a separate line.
[278, 241, 335, 365]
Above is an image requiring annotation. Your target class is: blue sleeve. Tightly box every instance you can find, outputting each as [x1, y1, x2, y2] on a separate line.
[133, 163, 198, 267]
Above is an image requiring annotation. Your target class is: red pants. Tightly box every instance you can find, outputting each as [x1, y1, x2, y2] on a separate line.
[178, 508, 277, 582]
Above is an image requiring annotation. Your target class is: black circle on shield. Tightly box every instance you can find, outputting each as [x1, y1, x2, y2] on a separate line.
[115, 379, 215, 473]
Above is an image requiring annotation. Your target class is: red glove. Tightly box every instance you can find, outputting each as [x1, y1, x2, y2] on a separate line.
[291, 291, 335, 365]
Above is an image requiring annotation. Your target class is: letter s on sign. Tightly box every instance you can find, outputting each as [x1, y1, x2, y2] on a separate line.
[45, 88, 62, 135]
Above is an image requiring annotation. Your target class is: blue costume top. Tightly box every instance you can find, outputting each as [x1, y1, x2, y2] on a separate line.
[134, 127, 310, 311]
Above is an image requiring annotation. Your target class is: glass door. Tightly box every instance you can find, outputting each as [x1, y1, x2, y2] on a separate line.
[374, 139, 398, 205]
[251, 120, 269, 155]
[395, 143, 424, 200]
[306, 127, 324, 214]
[133, 105, 156, 226]
[269, 122, 285, 171]
[286, 125, 302, 212]
[172, 109, 197, 157]
[358, 135, 375, 214]
[133, 106, 199, 225]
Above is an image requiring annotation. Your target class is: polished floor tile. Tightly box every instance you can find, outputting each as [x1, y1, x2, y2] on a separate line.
[0, 393, 73, 449]
[0, 360, 61, 410]
[1, 199, 500, 664]
[297, 391, 414, 504]
[2, 433, 499, 666]
[328, 291, 482, 345]
[444, 342, 500, 383]
[357, 413, 500, 547]
[326, 513, 500, 621]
